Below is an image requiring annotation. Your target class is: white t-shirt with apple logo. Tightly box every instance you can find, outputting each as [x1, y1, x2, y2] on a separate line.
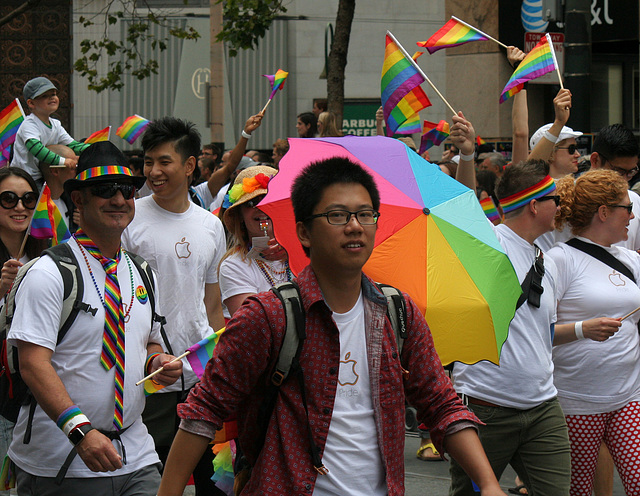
[312, 291, 386, 496]
[547, 237, 640, 415]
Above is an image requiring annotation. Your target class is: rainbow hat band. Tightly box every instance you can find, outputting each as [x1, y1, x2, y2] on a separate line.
[499, 175, 556, 214]
[77, 165, 134, 181]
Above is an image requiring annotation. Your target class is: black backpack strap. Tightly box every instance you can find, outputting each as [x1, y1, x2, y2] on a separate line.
[375, 283, 407, 353]
[515, 244, 545, 310]
[270, 282, 305, 386]
[566, 238, 636, 284]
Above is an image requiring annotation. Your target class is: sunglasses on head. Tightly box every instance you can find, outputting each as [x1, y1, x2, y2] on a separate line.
[88, 183, 136, 200]
[556, 144, 578, 154]
[0, 191, 37, 210]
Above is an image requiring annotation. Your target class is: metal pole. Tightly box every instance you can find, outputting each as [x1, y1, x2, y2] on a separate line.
[563, 0, 591, 132]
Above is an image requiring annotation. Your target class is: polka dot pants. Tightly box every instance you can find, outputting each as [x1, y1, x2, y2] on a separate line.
[565, 401, 640, 496]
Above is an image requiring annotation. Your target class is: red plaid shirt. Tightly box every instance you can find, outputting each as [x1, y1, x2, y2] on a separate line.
[179, 266, 478, 495]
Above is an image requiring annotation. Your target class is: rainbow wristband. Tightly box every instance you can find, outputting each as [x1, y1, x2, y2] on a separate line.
[499, 175, 556, 214]
[145, 352, 161, 375]
[57, 405, 90, 436]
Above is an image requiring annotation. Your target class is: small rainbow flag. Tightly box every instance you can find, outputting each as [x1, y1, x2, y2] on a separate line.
[418, 17, 489, 54]
[0, 99, 26, 167]
[262, 69, 289, 100]
[143, 378, 166, 396]
[419, 120, 450, 154]
[480, 197, 501, 224]
[186, 328, 226, 379]
[85, 126, 111, 144]
[30, 184, 71, 245]
[381, 35, 430, 137]
[476, 135, 486, 146]
[116, 115, 150, 144]
[500, 34, 556, 104]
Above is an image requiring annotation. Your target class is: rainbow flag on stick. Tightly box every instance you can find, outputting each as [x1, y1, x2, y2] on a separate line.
[263, 69, 289, 100]
[30, 184, 71, 245]
[116, 115, 150, 144]
[85, 126, 111, 144]
[500, 34, 556, 104]
[186, 328, 226, 378]
[418, 16, 502, 54]
[0, 99, 26, 167]
[419, 120, 450, 154]
[381, 34, 431, 136]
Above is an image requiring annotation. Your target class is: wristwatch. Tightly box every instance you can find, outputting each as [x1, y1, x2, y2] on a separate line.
[68, 424, 94, 446]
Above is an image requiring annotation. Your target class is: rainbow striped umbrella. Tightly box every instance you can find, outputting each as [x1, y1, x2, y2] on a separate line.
[260, 136, 521, 366]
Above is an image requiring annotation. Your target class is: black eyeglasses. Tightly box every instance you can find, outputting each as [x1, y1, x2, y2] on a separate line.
[608, 203, 633, 214]
[306, 209, 380, 226]
[555, 144, 578, 155]
[600, 154, 639, 178]
[0, 191, 37, 210]
[537, 195, 560, 206]
[88, 183, 136, 200]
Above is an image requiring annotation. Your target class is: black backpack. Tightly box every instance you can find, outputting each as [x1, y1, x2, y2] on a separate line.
[0, 243, 166, 433]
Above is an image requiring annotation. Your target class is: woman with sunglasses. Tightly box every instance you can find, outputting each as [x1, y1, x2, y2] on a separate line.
[547, 169, 640, 496]
[218, 166, 290, 318]
[0, 168, 47, 298]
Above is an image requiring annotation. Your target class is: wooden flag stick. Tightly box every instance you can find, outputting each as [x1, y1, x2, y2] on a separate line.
[387, 31, 457, 116]
[451, 16, 509, 49]
[16, 230, 29, 261]
[620, 306, 640, 322]
[546, 33, 565, 90]
[135, 350, 191, 386]
[261, 98, 273, 114]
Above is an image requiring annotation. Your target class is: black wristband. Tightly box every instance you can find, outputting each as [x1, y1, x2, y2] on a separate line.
[68, 423, 95, 446]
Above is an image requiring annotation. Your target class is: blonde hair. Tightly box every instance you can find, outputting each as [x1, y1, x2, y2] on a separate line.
[555, 169, 628, 235]
[318, 111, 343, 137]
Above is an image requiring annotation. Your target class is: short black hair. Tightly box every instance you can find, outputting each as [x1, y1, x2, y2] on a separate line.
[593, 124, 639, 160]
[141, 117, 201, 163]
[496, 159, 549, 218]
[292, 157, 380, 255]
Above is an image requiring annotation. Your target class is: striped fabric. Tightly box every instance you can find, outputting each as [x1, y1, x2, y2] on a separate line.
[75, 230, 126, 430]
[77, 165, 133, 181]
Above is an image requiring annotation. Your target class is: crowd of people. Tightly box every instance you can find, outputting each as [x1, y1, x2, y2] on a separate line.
[0, 45, 639, 496]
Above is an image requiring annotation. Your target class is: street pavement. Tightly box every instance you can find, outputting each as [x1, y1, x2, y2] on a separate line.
[182, 431, 626, 495]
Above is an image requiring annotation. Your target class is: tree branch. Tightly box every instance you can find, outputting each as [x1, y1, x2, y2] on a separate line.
[0, 0, 41, 28]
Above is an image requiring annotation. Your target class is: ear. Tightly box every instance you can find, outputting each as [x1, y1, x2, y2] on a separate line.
[528, 199, 538, 216]
[70, 190, 84, 210]
[296, 221, 312, 251]
[597, 204, 608, 222]
[185, 156, 196, 176]
[590, 152, 601, 169]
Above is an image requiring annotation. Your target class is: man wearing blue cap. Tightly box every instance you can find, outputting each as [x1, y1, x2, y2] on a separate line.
[11, 76, 89, 189]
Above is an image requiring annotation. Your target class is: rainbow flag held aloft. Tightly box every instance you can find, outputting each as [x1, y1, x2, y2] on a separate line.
[480, 197, 502, 224]
[30, 184, 71, 245]
[419, 120, 450, 154]
[418, 17, 489, 54]
[0, 99, 26, 167]
[381, 35, 430, 137]
[85, 126, 111, 144]
[476, 135, 487, 146]
[262, 69, 289, 100]
[500, 34, 556, 104]
[395, 113, 421, 135]
[116, 115, 150, 144]
[186, 328, 226, 379]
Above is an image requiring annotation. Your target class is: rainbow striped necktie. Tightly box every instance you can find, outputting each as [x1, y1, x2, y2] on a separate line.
[75, 230, 125, 431]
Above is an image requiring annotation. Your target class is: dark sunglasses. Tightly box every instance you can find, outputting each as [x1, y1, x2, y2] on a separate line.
[243, 195, 266, 208]
[88, 183, 136, 200]
[556, 144, 578, 154]
[0, 191, 38, 210]
[538, 195, 560, 206]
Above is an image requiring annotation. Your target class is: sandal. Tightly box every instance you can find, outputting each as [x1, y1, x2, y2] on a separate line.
[416, 442, 442, 461]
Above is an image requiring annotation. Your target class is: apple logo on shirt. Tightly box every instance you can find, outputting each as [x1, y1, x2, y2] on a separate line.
[338, 352, 359, 386]
[175, 237, 192, 259]
[609, 270, 626, 287]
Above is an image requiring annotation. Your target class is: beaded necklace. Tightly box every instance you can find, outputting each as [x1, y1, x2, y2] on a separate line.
[255, 259, 293, 287]
[75, 237, 135, 320]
